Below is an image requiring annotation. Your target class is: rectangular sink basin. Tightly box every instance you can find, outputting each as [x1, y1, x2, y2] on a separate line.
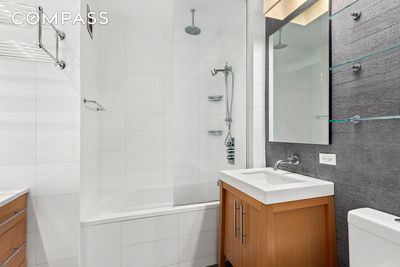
[221, 168, 334, 205]
[241, 170, 304, 185]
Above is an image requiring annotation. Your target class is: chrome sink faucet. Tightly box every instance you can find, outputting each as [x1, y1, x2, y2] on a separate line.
[273, 155, 300, 171]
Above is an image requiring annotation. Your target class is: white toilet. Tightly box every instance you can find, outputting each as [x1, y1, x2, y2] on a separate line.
[348, 208, 400, 267]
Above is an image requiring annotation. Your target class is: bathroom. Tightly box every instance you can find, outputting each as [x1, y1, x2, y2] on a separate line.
[0, 0, 399, 266]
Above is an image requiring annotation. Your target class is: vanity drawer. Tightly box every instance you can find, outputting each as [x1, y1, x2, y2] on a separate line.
[0, 210, 26, 237]
[0, 218, 26, 264]
[0, 196, 27, 226]
[2, 244, 26, 267]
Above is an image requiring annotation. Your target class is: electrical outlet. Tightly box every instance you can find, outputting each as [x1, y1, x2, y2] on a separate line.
[319, 153, 336, 166]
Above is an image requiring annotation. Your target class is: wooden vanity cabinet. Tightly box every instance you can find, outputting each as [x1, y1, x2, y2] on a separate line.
[223, 190, 241, 266]
[218, 182, 337, 267]
[0, 195, 27, 267]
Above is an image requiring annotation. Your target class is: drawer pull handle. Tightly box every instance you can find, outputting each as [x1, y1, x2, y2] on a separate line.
[350, 11, 362, 20]
[240, 205, 246, 244]
[233, 201, 237, 238]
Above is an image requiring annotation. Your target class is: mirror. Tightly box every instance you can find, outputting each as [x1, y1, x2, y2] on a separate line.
[268, 0, 330, 145]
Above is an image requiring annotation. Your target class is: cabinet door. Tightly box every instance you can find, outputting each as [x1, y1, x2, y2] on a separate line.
[241, 201, 263, 267]
[224, 190, 241, 267]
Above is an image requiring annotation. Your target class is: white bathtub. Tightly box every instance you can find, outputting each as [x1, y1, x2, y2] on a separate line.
[81, 201, 220, 267]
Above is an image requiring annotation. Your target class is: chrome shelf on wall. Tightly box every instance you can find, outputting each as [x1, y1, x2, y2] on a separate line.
[0, 1, 66, 69]
[83, 98, 106, 111]
[208, 130, 223, 136]
[329, 115, 400, 124]
[208, 95, 224, 102]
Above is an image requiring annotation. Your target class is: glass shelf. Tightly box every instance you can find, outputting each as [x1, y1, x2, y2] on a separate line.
[329, 115, 400, 124]
[330, 0, 360, 20]
[329, 42, 400, 71]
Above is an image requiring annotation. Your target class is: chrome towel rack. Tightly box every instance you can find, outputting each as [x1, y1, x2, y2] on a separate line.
[0, 2, 66, 69]
[83, 98, 106, 111]
[38, 6, 66, 69]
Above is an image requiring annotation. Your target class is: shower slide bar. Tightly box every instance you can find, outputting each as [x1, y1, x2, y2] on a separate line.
[83, 98, 106, 111]
[0, 2, 66, 69]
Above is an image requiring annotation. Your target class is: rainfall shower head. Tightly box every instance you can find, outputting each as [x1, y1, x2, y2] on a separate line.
[185, 9, 201, 36]
[274, 29, 288, 50]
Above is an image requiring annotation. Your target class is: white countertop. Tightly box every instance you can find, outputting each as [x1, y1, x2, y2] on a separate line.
[220, 168, 334, 205]
[0, 188, 29, 208]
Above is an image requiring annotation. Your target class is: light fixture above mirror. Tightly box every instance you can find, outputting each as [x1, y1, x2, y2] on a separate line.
[264, 0, 329, 26]
[264, 0, 308, 20]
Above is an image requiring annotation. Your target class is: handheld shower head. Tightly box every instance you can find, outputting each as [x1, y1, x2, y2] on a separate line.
[211, 68, 225, 76]
[210, 64, 232, 77]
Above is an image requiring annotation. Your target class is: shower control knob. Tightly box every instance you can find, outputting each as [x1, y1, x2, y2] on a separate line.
[226, 137, 235, 147]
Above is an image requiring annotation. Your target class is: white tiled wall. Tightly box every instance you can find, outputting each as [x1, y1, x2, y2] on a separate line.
[247, 0, 267, 168]
[81, 206, 219, 267]
[0, 0, 81, 266]
[80, 0, 101, 219]
[80, 0, 247, 215]
[78, 1, 247, 265]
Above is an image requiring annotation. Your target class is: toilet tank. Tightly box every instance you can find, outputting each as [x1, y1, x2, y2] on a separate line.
[348, 208, 400, 267]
